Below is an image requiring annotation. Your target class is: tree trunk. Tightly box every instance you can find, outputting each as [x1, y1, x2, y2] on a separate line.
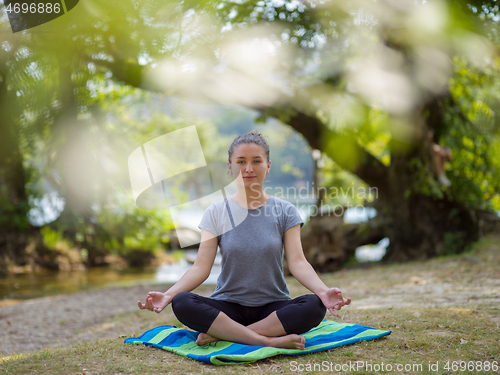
[382, 151, 479, 261]
[381, 103, 481, 261]
[285, 98, 495, 263]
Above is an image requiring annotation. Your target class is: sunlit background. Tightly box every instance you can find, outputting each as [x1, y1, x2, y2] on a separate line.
[1, 0, 500, 301]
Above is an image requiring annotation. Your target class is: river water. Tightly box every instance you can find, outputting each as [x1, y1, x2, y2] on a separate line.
[0, 207, 386, 303]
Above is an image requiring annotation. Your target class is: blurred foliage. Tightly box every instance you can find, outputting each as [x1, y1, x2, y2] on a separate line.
[256, 120, 314, 187]
[93, 189, 174, 256]
[2, 0, 500, 270]
[445, 58, 500, 210]
[356, 109, 392, 167]
[40, 226, 68, 249]
[319, 152, 376, 208]
[0, 195, 30, 230]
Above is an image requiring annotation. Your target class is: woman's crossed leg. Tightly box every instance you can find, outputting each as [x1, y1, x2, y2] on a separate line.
[171, 292, 326, 349]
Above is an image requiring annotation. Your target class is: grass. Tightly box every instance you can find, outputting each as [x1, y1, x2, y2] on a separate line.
[1, 235, 499, 374]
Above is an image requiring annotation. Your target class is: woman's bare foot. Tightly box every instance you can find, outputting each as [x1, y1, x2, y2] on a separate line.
[196, 332, 305, 349]
[196, 332, 220, 346]
[268, 334, 306, 350]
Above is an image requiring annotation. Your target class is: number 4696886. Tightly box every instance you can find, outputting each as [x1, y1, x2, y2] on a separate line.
[5, 2, 62, 14]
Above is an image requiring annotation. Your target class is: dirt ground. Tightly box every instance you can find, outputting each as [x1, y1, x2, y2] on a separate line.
[1, 236, 499, 357]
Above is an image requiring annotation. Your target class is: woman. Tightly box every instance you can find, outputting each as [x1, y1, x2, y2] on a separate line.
[138, 131, 351, 350]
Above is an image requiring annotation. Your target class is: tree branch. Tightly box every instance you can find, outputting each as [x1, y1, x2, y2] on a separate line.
[260, 106, 390, 193]
[94, 57, 390, 192]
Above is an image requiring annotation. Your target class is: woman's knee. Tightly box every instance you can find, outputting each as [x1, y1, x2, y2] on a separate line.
[171, 291, 194, 317]
[171, 292, 220, 333]
[301, 294, 327, 323]
[278, 294, 326, 334]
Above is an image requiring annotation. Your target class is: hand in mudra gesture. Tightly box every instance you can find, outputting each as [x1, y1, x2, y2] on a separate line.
[319, 288, 351, 317]
[137, 292, 172, 313]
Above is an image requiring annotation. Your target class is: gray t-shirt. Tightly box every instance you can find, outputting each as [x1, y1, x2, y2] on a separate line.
[198, 195, 304, 306]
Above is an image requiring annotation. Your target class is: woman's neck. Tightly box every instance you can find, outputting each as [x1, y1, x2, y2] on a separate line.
[233, 188, 269, 209]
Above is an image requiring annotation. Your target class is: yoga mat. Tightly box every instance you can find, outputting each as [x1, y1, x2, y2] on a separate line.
[125, 320, 391, 365]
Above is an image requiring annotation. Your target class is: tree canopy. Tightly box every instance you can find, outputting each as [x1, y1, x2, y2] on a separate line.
[1, 0, 500, 272]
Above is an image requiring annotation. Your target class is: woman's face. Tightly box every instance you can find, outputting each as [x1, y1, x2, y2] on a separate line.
[228, 143, 271, 190]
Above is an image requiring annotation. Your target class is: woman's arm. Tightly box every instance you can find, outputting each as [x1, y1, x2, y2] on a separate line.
[284, 224, 351, 316]
[138, 229, 218, 313]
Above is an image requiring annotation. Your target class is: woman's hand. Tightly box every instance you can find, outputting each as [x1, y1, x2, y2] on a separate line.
[318, 288, 351, 317]
[137, 292, 172, 313]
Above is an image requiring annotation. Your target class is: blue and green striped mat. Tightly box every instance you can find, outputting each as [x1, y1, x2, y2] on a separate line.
[124, 320, 391, 365]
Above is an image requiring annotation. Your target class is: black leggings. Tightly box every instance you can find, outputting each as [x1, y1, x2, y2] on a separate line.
[171, 292, 326, 335]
